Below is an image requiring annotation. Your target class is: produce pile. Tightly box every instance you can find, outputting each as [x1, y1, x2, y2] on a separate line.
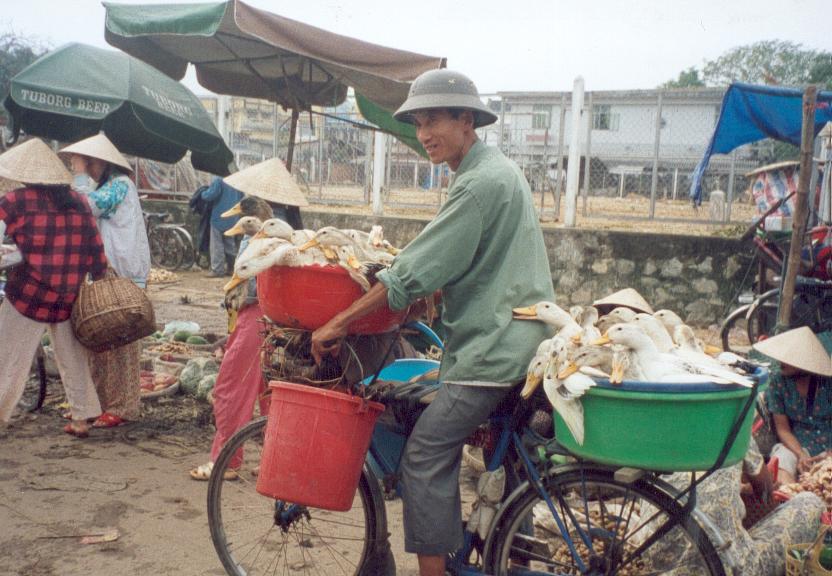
[147, 268, 180, 284]
[140, 322, 216, 400]
[777, 456, 832, 507]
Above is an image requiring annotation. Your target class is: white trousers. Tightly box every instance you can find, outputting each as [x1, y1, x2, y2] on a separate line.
[0, 299, 101, 422]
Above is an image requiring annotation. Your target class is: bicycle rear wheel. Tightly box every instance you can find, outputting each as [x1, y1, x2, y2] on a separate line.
[168, 226, 196, 270]
[207, 417, 393, 576]
[746, 285, 832, 344]
[486, 466, 725, 576]
[148, 227, 185, 271]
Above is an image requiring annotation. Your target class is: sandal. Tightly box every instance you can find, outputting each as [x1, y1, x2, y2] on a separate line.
[189, 462, 238, 481]
[64, 422, 90, 438]
[92, 412, 126, 428]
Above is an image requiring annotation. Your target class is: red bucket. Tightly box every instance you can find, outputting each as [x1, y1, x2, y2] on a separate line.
[256, 265, 407, 334]
[256, 381, 385, 511]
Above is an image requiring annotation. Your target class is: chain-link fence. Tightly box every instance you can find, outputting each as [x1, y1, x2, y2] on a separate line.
[136, 91, 803, 225]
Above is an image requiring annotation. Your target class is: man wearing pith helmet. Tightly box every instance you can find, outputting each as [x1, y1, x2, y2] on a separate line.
[311, 69, 555, 574]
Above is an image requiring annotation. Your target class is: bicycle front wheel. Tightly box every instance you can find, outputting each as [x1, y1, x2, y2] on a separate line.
[207, 417, 392, 576]
[486, 467, 725, 576]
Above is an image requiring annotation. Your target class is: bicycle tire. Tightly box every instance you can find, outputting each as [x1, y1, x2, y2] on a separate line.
[18, 345, 48, 412]
[485, 466, 725, 576]
[168, 226, 195, 270]
[207, 417, 393, 576]
[148, 227, 185, 271]
[746, 285, 832, 344]
[719, 304, 752, 354]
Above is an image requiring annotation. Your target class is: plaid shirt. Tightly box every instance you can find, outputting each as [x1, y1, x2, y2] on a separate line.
[0, 187, 108, 323]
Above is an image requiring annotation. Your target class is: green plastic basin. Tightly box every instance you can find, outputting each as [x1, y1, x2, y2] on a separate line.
[553, 370, 768, 472]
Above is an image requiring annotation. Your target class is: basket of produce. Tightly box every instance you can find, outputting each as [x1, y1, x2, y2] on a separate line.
[139, 371, 179, 399]
[553, 372, 768, 472]
[257, 265, 406, 334]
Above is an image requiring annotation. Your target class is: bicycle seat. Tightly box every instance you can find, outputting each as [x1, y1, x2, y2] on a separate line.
[143, 212, 171, 223]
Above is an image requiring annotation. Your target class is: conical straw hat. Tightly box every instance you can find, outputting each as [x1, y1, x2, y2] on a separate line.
[753, 326, 832, 377]
[0, 139, 72, 186]
[59, 134, 132, 174]
[223, 158, 308, 208]
[592, 288, 654, 315]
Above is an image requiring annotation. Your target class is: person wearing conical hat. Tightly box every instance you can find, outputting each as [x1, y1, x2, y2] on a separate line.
[754, 327, 832, 483]
[0, 139, 108, 437]
[190, 159, 308, 481]
[59, 134, 150, 429]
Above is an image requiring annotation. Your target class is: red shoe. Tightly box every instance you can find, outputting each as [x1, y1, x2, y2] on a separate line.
[92, 412, 126, 428]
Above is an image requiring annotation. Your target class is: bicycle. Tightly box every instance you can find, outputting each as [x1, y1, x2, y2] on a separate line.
[720, 194, 832, 353]
[205, 325, 758, 576]
[143, 210, 209, 271]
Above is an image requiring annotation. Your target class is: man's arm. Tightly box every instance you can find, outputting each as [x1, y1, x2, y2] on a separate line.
[310, 283, 389, 364]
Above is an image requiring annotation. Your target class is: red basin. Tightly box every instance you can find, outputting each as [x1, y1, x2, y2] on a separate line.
[256, 265, 406, 334]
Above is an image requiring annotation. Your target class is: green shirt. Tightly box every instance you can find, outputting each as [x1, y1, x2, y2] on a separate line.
[377, 141, 555, 385]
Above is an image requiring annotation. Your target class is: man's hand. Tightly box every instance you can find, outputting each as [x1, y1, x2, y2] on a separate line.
[310, 317, 348, 365]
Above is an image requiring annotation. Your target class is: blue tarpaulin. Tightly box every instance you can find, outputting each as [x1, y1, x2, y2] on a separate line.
[690, 82, 832, 205]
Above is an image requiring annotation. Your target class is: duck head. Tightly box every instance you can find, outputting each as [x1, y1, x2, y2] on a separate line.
[224, 216, 263, 237]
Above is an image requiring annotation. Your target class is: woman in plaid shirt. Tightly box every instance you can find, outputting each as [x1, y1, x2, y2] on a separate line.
[0, 139, 108, 437]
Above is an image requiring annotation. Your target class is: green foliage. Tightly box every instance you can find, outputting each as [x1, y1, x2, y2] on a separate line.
[702, 40, 832, 89]
[0, 30, 47, 105]
[661, 67, 705, 89]
[666, 41, 832, 91]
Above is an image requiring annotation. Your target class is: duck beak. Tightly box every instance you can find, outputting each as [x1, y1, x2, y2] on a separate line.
[299, 238, 319, 252]
[251, 230, 267, 240]
[557, 362, 579, 380]
[570, 332, 583, 345]
[520, 373, 542, 399]
[704, 344, 722, 356]
[322, 246, 338, 261]
[513, 306, 538, 320]
[224, 222, 245, 237]
[387, 246, 400, 256]
[223, 274, 244, 292]
[346, 254, 361, 270]
[592, 333, 612, 346]
[221, 203, 243, 218]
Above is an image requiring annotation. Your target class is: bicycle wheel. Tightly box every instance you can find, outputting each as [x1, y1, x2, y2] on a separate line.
[148, 227, 185, 271]
[486, 466, 725, 576]
[207, 417, 393, 576]
[168, 226, 195, 270]
[719, 304, 752, 354]
[18, 345, 48, 412]
[746, 285, 832, 344]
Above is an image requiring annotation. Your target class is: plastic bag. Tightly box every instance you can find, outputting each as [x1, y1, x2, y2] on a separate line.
[162, 320, 201, 337]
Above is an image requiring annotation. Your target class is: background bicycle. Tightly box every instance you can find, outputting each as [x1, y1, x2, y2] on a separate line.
[143, 209, 210, 272]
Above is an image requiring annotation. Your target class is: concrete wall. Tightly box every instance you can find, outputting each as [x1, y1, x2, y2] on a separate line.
[144, 199, 751, 326]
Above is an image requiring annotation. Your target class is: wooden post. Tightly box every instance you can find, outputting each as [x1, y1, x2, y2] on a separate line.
[777, 85, 818, 331]
[286, 108, 300, 172]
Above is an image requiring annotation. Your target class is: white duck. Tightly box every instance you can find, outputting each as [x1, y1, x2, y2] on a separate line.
[596, 306, 638, 333]
[513, 301, 581, 342]
[599, 323, 753, 387]
[631, 313, 675, 353]
[655, 309, 721, 355]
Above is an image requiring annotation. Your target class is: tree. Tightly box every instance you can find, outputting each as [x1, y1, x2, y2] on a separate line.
[0, 30, 47, 119]
[702, 40, 832, 89]
[661, 67, 705, 89]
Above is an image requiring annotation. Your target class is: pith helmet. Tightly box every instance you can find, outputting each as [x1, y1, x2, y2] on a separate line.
[394, 69, 498, 128]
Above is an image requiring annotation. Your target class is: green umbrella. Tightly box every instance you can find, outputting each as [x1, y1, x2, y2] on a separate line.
[3, 42, 234, 175]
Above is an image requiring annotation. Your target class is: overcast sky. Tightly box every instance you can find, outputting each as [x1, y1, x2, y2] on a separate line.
[3, 0, 829, 95]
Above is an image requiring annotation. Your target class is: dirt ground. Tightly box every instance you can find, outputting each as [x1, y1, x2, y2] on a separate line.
[1, 271, 439, 576]
[1, 264, 727, 576]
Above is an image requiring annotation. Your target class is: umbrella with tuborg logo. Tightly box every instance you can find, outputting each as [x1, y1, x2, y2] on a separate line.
[3, 42, 234, 175]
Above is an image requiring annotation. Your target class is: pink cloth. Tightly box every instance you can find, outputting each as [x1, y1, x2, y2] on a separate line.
[210, 304, 269, 465]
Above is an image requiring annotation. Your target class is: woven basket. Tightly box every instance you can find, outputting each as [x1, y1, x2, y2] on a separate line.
[71, 274, 156, 352]
[786, 526, 832, 576]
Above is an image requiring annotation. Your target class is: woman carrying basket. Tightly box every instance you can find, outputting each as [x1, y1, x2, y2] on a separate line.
[61, 134, 150, 428]
[0, 139, 108, 437]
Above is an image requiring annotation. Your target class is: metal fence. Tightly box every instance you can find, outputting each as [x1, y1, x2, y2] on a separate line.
[141, 90, 800, 225]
